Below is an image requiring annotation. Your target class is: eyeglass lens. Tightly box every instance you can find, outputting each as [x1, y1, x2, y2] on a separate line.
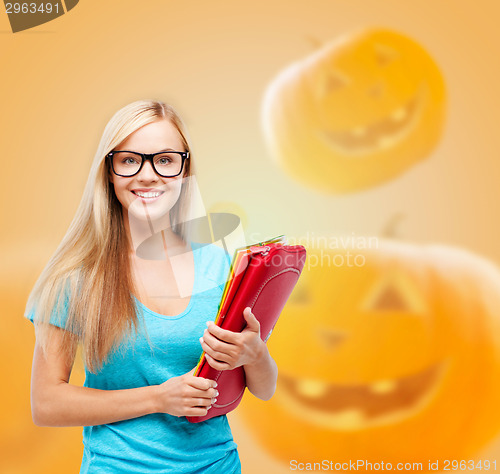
[112, 152, 183, 177]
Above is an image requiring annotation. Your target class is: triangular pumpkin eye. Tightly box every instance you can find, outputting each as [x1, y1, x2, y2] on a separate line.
[374, 43, 399, 66]
[324, 71, 350, 93]
[288, 280, 311, 305]
[371, 283, 409, 311]
[361, 271, 427, 315]
[316, 327, 346, 350]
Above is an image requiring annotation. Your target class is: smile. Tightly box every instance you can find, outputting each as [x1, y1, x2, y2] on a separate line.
[276, 359, 448, 431]
[132, 190, 164, 199]
[318, 85, 426, 156]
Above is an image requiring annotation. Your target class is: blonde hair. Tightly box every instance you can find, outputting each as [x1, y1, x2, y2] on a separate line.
[25, 99, 194, 372]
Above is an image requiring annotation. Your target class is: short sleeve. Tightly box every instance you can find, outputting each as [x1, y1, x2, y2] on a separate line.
[25, 285, 72, 332]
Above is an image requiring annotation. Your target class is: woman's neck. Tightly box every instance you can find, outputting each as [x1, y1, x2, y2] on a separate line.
[123, 209, 185, 260]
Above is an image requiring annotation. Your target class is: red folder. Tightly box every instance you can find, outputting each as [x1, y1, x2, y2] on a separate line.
[187, 237, 306, 423]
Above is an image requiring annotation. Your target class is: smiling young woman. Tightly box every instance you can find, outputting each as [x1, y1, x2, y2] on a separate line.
[24, 99, 277, 473]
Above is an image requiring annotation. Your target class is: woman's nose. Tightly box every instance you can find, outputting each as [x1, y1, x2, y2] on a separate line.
[137, 161, 159, 181]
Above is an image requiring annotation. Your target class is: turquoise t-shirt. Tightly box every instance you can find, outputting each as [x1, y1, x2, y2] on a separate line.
[27, 242, 241, 474]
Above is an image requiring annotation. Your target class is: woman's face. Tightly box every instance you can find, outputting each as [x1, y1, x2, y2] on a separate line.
[109, 119, 187, 223]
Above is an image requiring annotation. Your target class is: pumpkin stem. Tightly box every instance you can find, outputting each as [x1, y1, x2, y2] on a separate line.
[381, 213, 405, 238]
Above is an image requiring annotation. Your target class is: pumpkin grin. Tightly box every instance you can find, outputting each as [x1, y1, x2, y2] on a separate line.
[318, 85, 425, 156]
[276, 359, 447, 431]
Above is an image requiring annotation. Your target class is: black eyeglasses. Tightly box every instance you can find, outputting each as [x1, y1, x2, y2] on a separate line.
[107, 150, 190, 178]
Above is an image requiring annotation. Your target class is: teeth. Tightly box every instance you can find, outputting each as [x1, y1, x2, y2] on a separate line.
[331, 409, 365, 429]
[369, 380, 396, 394]
[391, 106, 407, 122]
[295, 378, 328, 398]
[135, 191, 161, 198]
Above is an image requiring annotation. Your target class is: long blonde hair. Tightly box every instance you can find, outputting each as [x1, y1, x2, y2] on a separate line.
[25, 100, 194, 372]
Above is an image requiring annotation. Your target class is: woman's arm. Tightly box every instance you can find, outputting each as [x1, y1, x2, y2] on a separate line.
[201, 307, 278, 401]
[241, 340, 278, 401]
[31, 326, 218, 427]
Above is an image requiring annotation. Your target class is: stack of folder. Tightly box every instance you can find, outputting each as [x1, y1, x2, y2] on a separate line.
[214, 235, 288, 333]
[188, 235, 306, 423]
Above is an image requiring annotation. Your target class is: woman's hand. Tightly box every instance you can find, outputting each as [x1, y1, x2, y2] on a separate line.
[200, 307, 266, 371]
[156, 368, 219, 417]
[201, 307, 278, 400]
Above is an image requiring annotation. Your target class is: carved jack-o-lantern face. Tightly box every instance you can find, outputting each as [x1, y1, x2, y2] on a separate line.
[240, 241, 500, 463]
[277, 265, 439, 432]
[262, 29, 446, 193]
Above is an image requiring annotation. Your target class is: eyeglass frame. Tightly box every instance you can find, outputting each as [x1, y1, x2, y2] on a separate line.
[107, 150, 190, 178]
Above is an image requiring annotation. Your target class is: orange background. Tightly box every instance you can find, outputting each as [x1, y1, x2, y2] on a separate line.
[1, 1, 500, 472]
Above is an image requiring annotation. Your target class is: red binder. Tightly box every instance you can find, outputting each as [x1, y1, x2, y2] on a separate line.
[187, 237, 306, 423]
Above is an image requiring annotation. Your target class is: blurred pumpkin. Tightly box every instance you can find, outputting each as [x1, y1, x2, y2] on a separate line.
[262, 28, 446, 193]
[240, 239, 500, 464]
